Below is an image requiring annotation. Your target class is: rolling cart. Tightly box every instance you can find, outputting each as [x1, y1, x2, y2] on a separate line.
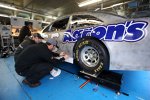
[0, 25, 15, 58]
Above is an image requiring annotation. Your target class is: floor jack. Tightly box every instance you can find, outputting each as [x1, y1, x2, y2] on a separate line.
[57, 63, 125, 95]
[78, 70, 123, 94]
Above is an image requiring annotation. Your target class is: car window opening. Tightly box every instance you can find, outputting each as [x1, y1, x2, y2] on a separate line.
[51, 17, 69, 32]
[71, 15, 104, 29]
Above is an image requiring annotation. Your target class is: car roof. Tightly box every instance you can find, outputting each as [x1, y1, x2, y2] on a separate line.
[56, 11, 126, 20]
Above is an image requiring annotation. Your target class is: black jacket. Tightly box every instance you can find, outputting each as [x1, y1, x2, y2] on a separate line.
[14, 37, 36, 62]
[18, 26, 31, 43]
[15, 43, 63, 73]
[15, 37, 35, 56]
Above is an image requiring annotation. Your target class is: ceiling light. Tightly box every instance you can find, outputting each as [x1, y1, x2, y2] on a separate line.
[0, 3, 18, 10]
[94, 8, 100, 11]
[111, 2, 124, 7]
[46, 15, 57, 20]
[102, 1, 131, 10]
[101, 6, 112, 10]
[0, 14, 9, 17]
[0, 3, 57, 20]
[78, 0, 102, 7]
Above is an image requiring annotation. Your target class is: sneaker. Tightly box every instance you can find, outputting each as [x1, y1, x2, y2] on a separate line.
[50, 68, 61, 77]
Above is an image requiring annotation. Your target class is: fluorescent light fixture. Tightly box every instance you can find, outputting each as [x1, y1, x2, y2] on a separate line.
[42, 21, 50, 24]
[102, 1, 130, 10]
[94, 7, 100, 11]
[101, 6, 112, 10]
[78, 0, 102, 7]
[0, 3, 17, 10]
[46, 15, 57, 20]
[0, 3, 57, 20]
[0, 14, 9, 17]
[111, 2, 124, 7]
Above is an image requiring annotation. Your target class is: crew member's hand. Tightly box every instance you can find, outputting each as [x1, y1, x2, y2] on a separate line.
[63, 54, 69, 60]
[60, 52, 65, 56]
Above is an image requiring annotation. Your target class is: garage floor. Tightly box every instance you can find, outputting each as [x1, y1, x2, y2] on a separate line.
[0, 56, 149, 100]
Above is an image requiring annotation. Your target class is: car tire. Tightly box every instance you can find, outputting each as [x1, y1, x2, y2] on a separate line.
[74, 37, 109, 75]
[0, 47, 11, 58]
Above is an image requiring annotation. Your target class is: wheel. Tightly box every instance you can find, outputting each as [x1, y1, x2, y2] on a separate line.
[0, 52, 9, 58]
[74, 37, 109, 75]
[0, 47, 10, 58]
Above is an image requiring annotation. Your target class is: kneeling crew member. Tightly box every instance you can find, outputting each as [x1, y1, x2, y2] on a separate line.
[14, 33, 44, 62]
[15, 39, 68, 87]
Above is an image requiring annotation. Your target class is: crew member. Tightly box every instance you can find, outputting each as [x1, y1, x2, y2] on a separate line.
[15, 39, 68, 87]
[18, 21, 32, 43]
[14, 33, 44, 62]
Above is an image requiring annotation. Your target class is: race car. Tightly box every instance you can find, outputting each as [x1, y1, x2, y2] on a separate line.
[41, 11, 150, 76]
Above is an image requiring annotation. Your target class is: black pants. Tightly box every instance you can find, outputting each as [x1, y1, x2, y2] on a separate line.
[14, 54, 18, 63]
[18, 62, 53, 84]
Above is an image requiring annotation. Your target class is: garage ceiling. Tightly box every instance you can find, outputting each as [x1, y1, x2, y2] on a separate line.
[0, 0, 149, 21]
[0, 0, 131, 15]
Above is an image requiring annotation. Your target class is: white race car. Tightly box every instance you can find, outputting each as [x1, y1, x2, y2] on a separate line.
[41, 12, 150, 76]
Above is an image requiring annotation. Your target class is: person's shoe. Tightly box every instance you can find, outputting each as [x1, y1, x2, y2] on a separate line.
[22, 79, 41, 88]
[50, 68, 61, 77]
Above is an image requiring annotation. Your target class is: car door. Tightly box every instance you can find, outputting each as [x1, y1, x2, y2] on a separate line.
[43, 17, 71, 53]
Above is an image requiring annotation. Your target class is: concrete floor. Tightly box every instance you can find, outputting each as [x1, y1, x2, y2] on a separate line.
[0, 56, 150, 100]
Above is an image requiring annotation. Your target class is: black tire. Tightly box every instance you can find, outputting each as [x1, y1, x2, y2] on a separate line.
[0, 47, 10, 58]
[0, 52, 9, 58]
[74, 37, 109, 75]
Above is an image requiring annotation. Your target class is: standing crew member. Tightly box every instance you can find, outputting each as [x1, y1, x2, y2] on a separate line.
[18, 21, 33, 43]
[14, 33, 44, 62]
[15, 39, 68, 87]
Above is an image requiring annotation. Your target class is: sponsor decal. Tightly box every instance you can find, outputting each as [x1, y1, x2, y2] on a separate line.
[94, 62, 103, 73]
[51, 33, 59, 38]
[78, 41, 89, 48]
[75, 49, 79, 61]
[63, 21, 148, 42]
[75, 41, 88, 61]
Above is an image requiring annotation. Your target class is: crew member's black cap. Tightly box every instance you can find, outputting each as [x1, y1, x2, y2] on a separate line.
[32, 33, 44, 39]
[25, 21, 33, 26]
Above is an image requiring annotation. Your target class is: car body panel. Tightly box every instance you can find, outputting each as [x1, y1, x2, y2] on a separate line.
[41, 12, 150, 70]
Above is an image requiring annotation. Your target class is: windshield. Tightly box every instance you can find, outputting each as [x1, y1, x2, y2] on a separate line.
[129, 11, 150, 18]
